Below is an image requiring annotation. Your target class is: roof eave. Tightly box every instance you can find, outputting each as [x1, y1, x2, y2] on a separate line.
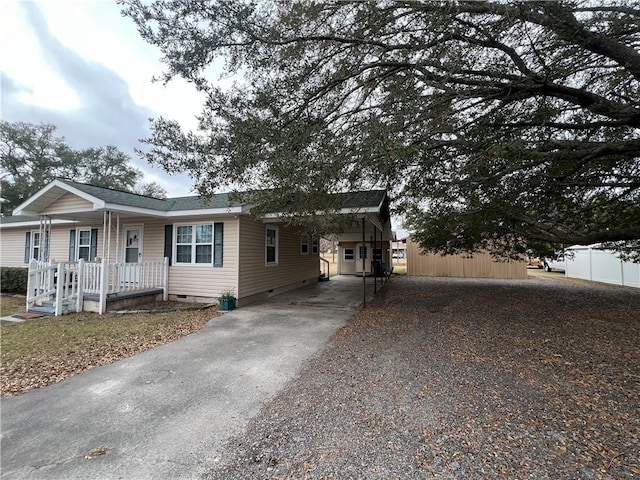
[13, 179, 106, 216]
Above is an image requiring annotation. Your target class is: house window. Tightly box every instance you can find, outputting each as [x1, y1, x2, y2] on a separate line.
[373, 248, 383, 261]
[68, 228, 97, 261]
[78, 228, 92, 261]
[344, 248, 354, 261]
[300, 234, 309, 255]
[174, 223, 223, 265]
[266, 226, 278, 265]
[312, 238, 319, 255]
[31, 231, 41, 260]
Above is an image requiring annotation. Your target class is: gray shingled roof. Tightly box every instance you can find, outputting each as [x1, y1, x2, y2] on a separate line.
[0, 215, 42, 224]
[334, 190, 386, 209]
[63, 181, 386, 212]
[62, 180, 246, 211]
[2, 181, 386, 225]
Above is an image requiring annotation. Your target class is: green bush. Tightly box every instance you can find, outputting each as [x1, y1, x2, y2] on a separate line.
[1, 267, 28, 294]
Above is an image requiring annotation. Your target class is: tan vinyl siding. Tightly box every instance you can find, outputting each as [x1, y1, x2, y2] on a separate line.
[101, 215, 239, 298]
[41, 192, 94, 215]
[0, 228, 30, 267]
[0, 223, 101, 266]
[1, 216, 241, 300]
[406, 239, 527, 279]
[238, 216, 320, 299]
[166, 215, 239, 298]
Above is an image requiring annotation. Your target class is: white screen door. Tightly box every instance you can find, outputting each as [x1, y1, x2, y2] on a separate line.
[123, 226, 143, 283]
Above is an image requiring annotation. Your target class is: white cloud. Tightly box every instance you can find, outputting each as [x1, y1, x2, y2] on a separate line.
[0, 0, 208, 196]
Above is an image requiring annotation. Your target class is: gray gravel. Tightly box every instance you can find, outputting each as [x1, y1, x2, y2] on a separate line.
[203, 275, 640, 480]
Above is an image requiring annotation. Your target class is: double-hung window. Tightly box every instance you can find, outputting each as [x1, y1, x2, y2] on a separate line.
[77, 228, 92, 261]
[175, 223, 223, 266]
[300, 234, 309, 255]
[266, 226, 278, 265]
[344, 248, 355, 261]
[31, 231, 41, 260]
[312, 238, 319, 255]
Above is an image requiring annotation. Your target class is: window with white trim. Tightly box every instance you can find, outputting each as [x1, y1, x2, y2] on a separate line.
[174, 223, 223, 265]
[31, 231, 41, 260]
[300, 234, 309, 255]
[312, 238, 319, 254]
[344, 248, 354, 261]
[266, 226, 278, 265]
[78, 228, 92, 261]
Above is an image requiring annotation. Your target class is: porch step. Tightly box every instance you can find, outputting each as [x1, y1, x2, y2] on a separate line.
[318, 273, 330, 282]
[28, 300, 71, 316]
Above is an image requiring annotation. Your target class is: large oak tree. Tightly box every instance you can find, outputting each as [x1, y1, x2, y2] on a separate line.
[122, 0, 640, 259]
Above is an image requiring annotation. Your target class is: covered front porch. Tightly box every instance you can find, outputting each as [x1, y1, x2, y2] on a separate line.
[26, 257, 169, 315]
[14, 180, 171, 316]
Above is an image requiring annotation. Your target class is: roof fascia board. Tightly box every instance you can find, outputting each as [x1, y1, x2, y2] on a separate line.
[0, 219, 78, 229]
[166, 207, 245, 217]
[262, 206, 381, 220]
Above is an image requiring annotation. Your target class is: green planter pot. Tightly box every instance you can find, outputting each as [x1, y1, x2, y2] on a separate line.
[219, 298, 236, 311]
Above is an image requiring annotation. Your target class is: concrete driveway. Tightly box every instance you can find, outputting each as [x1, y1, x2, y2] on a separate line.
[0, 276, 379, 480]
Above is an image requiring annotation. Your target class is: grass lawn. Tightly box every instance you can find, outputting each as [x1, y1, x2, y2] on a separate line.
[1, 306, 219, 396]
[0, 295, 25, 317]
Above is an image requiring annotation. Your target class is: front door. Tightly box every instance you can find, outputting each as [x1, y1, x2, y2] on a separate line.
[123, 225, 143, 283]
[355, 243, 371, 275]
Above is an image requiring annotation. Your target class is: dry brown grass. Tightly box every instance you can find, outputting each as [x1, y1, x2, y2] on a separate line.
[1, 305, 219, 396]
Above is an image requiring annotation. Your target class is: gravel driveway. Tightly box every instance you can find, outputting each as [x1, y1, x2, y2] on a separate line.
[204, 275, 640, 479]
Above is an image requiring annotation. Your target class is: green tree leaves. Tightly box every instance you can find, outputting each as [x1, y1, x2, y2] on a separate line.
[122, 0, 640, 258]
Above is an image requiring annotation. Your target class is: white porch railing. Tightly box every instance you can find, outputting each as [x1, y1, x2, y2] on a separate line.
[26, 260, 57, 309]
[27, 258, 169, 316]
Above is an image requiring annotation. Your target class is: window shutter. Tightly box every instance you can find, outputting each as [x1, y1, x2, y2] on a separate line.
[68, 229, 76, 261]
[213, 222, 223, 267]
[164, 225, 173, 266]
[90, 228, 98, 261]
[24, 232, 31, 263]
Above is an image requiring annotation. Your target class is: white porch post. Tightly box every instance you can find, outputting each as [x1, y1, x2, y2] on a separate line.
[163, 257, 169, 301]
[102, 211, 107, 260]
[54, 263, 64, 316]
[99, 258, 109, 314]
[38, 217, 43, 261]
[76, 259, 85, 313]
[107, 211, 112, 262]
[26, 259, 36, 311]
[115, 213, 120, 264]
[46, 216, 52, 261]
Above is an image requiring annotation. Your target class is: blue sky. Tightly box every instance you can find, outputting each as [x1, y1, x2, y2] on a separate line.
[1, 0, 204, 196]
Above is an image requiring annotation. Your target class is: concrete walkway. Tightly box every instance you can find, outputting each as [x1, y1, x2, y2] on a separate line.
[0, 276, 381, 480]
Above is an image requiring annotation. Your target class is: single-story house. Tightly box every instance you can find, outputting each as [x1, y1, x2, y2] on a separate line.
[0, 179, 392, 314]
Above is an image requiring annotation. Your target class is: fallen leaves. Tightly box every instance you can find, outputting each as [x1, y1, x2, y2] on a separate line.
[84, 446, 108, 459]
[1, 308, 219, 396]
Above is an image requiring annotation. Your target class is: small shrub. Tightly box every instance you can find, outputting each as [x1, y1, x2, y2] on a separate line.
[0, 267, 28, 294]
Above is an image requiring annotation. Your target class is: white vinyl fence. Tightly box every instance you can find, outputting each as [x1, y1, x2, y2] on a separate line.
[565, 245, 640, 288]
